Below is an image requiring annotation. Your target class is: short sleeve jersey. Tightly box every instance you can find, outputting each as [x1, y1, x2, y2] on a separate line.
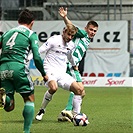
[1, 25, 36, 63]
[0, 25, 46, 76]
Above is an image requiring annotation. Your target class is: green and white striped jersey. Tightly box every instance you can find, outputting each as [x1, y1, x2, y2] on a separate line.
[70, 28, 90, 66]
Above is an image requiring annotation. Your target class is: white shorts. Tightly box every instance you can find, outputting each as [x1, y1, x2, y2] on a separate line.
[45, 71, 76, 90]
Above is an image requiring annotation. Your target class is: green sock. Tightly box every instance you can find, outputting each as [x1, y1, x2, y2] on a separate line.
[4, 95, 11, 109]
[65, 92, 74, 111]
[23, 102, 34, 133]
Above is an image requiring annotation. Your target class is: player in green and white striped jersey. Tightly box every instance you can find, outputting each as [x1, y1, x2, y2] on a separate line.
[58, 7, 98, 122]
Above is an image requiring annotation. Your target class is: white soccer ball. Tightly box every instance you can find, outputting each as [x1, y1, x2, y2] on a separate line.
[73, 113, 89, 126]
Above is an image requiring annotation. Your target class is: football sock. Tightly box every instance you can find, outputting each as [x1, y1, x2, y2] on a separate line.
[65, 92, 74, 111]
[41, 90, 53, 110]
[23, 101, 34, 133]
[4, 95, 11, 110]
[72, 95, 82, 114]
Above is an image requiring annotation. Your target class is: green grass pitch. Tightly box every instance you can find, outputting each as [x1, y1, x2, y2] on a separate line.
[0, 86, 132, 133]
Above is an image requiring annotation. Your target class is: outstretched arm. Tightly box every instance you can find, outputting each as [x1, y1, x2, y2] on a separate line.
[58, 7, 72, 25]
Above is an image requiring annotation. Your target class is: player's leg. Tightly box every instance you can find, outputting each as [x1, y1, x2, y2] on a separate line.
[2, 84, 15, 112]
[70, 81, 83, 113]
[60, 83, 85, 122]
[0, 88, 6, 109]
[65, 91, 74, 110]
[21, 93, 35, 133]
[0, 63, 15, 111]
[58, 74, 84, 121]
[65, 70, 84, 111]
[58, 91, 74, 122]
[72, 71, 85, 113]
[35, 88, 54, 121]
[15, 62, 35, 133]
[64, 63, 75, 111]
[59, 70, 84, 121]
[61, 82, 83, 121]
[35, 75, 58, 121]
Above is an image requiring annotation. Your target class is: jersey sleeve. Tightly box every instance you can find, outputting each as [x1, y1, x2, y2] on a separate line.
[30, 33, 46, 76]
[28, 37, 52, 61]
[74, 28, 87, 38]
[39, 37, 52, 54]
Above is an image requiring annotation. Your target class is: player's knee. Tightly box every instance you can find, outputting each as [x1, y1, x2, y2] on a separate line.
[49, 87, 57, 94]
[77, 85, 84, 95]
[70, 82, 84, 95]
[48, 81, 58, 94]
[74, 87, 83, 95]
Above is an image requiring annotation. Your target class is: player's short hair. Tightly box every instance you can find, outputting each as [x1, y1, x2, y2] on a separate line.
[18, 9, 35, 25]
[86, 20, 98, 28]
[64, 24, 78, 35]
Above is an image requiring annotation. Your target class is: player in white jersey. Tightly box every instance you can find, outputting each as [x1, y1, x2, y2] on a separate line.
[35, 24, 86, 121]
[39, 34, 75, 74]
[57, 7, 98, 122]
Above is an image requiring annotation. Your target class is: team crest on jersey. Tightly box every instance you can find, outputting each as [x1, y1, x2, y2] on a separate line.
[45, 42, 48, 46]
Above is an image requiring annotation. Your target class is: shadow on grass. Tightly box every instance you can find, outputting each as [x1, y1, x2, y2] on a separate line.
[33, 119, 61, 124]
[0, 119, 62, 124]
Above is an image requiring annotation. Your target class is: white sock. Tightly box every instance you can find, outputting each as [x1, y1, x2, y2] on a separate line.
[41, 90, 53, 109]
[72, 95, 82, 114]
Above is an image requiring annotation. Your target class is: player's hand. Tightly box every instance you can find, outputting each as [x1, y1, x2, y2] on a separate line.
[58, 7, 67, 18]
[43, 75, 48, 82]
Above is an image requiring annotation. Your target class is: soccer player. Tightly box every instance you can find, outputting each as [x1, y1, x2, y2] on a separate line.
[34, 24, 86, 121]
[0, 9, 48, 133]
[57, 7, 98, 122]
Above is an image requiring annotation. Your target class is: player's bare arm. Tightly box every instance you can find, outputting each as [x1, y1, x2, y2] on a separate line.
[58, 7, 72, 25]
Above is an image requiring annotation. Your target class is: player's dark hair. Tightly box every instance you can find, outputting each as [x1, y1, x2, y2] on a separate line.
[86, 20, 98, 28]
[18, 9, 35, 24]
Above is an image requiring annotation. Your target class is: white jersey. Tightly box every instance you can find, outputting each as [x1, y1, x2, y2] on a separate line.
[39, 35, 75, 74]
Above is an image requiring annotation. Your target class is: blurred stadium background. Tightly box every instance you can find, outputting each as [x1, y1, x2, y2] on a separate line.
[0, 0, 133, 78]
[0, 2, 132, 132]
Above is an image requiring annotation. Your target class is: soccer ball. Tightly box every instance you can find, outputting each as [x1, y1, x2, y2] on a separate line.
[73, 113, 89, 126]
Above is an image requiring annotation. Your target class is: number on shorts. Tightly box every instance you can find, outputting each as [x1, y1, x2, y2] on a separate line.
[6, 32, 18, 49]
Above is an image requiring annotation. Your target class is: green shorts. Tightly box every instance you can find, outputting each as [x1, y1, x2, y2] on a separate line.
[0, 62, 34, 99]
[66, 63, 82, 82]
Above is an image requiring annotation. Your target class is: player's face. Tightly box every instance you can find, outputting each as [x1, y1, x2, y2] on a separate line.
[85, 24, 98, 39]
[62, 30, 75, 43]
